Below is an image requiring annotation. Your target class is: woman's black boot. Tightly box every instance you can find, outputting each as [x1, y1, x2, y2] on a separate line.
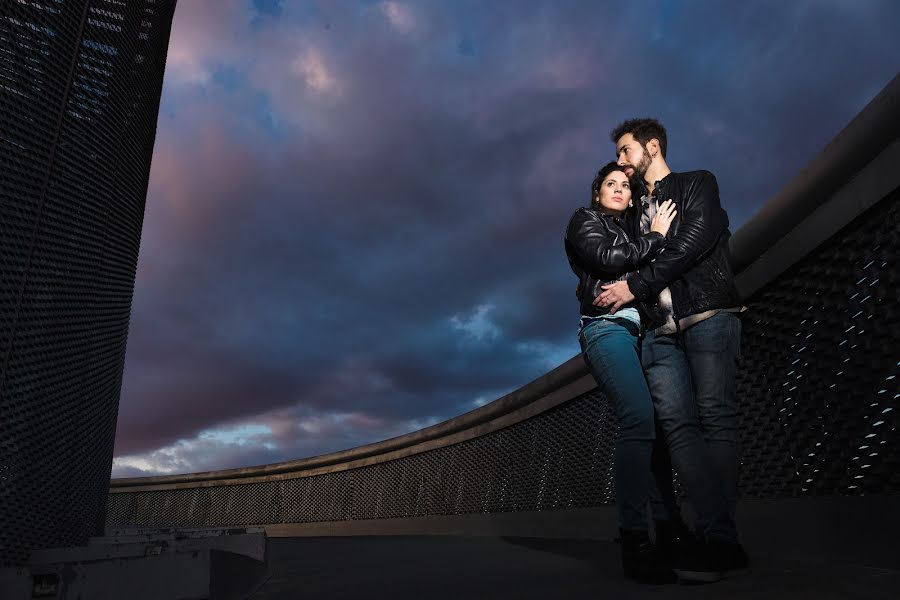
[653, 518, 697, 565]
[619, 529, 677, 584]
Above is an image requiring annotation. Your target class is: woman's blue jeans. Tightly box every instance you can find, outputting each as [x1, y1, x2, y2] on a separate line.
[579, 318, 655, 531]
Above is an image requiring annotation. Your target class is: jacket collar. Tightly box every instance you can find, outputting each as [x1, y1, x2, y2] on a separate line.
[649, 171, 675, 197]
[589, 203, 627, 222]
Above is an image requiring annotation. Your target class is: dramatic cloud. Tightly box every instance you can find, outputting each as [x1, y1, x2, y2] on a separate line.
[380, 1, 417, 33]
[451, 304, 502, 343]
[113, 0, 900, 476]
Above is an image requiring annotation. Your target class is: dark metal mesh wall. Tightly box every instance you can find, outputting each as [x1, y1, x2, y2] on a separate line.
[107, 390, 619, 527]
[737, 188, 899, 497]
[0, 0, 176, 567]
[106, 190, 899, 529]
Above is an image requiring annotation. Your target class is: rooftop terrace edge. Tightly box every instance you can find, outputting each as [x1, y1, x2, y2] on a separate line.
[110, 74, 900, 493]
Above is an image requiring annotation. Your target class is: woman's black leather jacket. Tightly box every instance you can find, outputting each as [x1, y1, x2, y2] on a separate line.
[565, 205, 666, 319]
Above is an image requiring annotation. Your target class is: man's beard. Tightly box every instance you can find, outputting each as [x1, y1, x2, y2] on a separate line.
[623, 148, 653, 177]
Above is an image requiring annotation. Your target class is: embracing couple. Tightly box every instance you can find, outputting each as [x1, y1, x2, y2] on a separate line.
[565, 118, 747, 584]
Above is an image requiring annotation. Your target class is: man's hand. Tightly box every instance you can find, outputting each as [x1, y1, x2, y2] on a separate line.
[593, 280, 635, 314]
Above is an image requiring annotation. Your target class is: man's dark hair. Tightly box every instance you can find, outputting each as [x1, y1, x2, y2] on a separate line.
[590, 161, 626, 202]
[610, 118, 667, 159]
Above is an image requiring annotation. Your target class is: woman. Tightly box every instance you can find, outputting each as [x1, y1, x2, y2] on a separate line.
[564, 161, 676, 584]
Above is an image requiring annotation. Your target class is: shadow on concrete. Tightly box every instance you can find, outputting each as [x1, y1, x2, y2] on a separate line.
[500, 536, 612, 562]
[248, 535, 899, 599]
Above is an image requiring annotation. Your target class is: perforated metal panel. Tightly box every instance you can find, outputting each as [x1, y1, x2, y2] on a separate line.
[106, 190, 899, 531]
[737, 188, 899, 497]
[0, 0, 176, 567]
[106, 392, 619, 528]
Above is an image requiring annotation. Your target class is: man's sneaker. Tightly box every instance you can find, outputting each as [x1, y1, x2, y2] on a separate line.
[619, 529, 677, 585]
[709, 540, 750, 579]
[653, 519, 698, 566]
[672, 540, 750, 583]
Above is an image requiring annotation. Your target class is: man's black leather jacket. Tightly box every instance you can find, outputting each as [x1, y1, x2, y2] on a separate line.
[625, 170, 741, 330]
[565, 206, 666, 319]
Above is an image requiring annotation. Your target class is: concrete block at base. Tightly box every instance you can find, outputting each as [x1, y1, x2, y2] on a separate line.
[0, 567, 32, 599]
[21, 527, 267, 600]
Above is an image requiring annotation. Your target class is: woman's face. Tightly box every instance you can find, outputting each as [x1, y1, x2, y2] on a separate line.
[595, 170, 631, 215]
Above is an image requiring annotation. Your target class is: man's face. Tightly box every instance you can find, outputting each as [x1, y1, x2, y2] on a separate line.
[615, 133, 652, 178]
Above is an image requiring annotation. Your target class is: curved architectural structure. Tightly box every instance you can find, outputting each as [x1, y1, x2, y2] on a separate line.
[0, 1, 177, 567]
[107, 74, 900, 537]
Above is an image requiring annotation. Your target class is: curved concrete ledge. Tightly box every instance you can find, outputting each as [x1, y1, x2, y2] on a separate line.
[111, 355, 593, 490]
[730, 73, 899, 273]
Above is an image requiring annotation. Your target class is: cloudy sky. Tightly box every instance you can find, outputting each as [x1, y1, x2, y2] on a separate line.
[111, 0, 899, 477]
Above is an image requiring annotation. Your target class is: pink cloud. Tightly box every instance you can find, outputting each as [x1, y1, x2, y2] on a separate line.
[113, 406, 441, 477]
[380, 1, 418, 33]
[164, 0, 249, 87]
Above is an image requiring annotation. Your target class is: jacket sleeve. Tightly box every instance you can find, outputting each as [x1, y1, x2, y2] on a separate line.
[626, 172, 728, 301]
[566, 209, 667, 275]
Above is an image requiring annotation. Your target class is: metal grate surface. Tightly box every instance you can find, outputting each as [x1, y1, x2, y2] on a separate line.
[0, 1, 177, 567]
[106, 391, 619, 527]
[736, 188, 899, 497]
[106, 190, 899, 530]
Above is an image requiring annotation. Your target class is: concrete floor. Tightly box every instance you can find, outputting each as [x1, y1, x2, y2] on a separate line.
[247, 535, 900, 599]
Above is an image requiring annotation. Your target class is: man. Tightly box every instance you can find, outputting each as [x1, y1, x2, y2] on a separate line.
[596, 118, 748, 582]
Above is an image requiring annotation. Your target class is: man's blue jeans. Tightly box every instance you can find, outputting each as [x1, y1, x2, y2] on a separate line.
[643, 311, 741, 543]
[579, 318, 656, 531]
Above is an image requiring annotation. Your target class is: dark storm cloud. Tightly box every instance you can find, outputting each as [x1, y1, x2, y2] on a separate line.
[113, 0, 900, 475]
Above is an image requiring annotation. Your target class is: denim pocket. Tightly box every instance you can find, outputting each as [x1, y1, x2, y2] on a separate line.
[686, 312, 741, 354]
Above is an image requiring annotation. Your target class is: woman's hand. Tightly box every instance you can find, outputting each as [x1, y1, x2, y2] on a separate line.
[650, 199, 677, 236]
